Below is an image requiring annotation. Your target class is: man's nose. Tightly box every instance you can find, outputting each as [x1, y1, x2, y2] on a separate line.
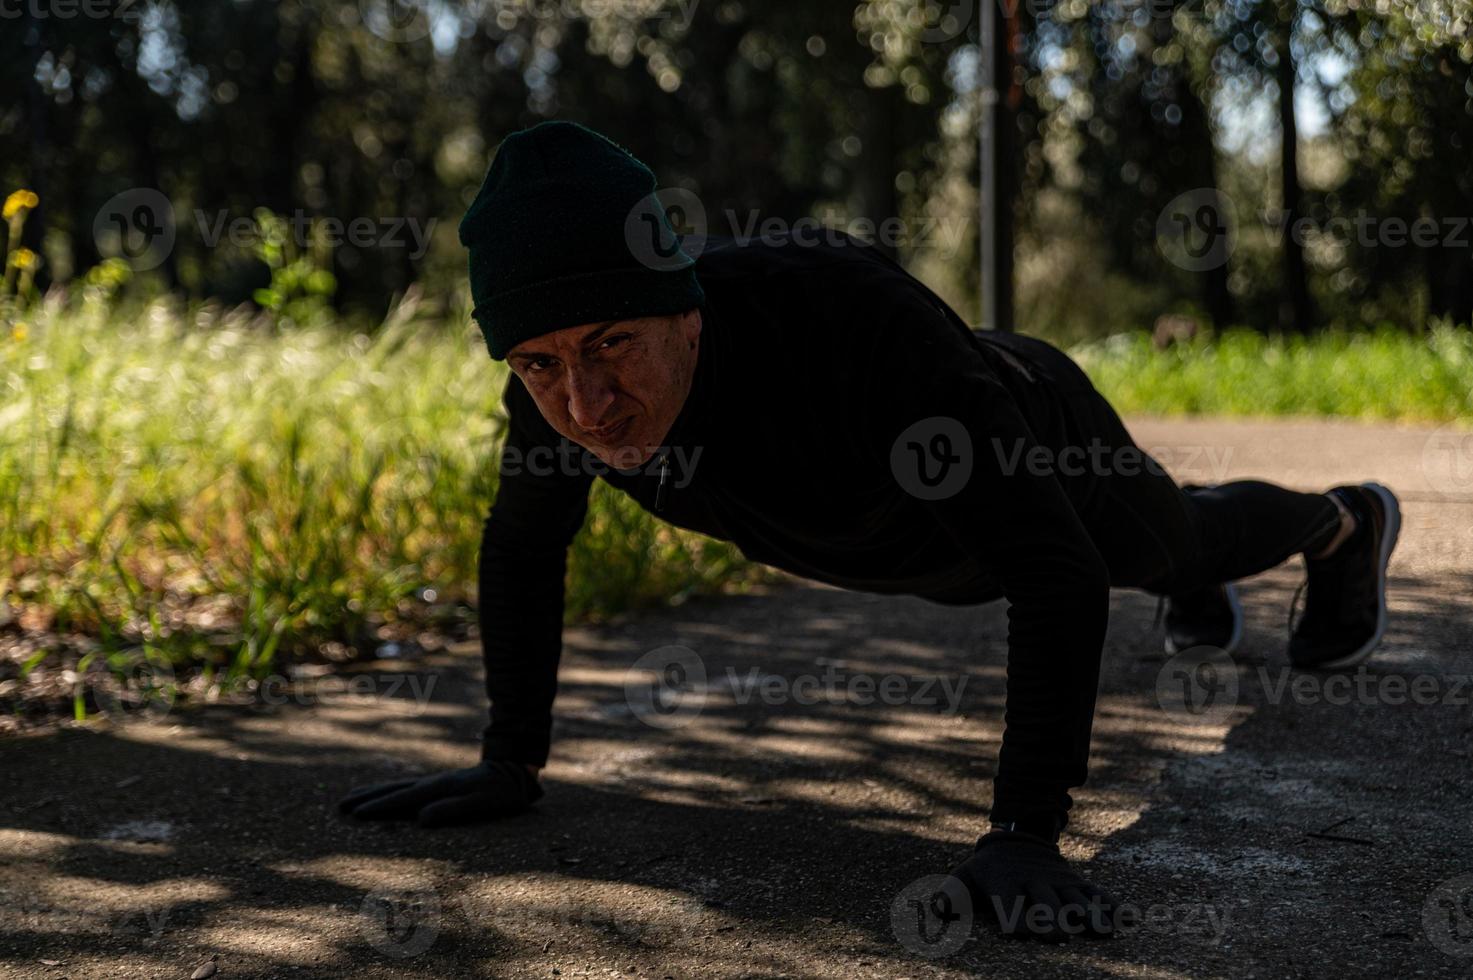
[565, 368, 616, 429]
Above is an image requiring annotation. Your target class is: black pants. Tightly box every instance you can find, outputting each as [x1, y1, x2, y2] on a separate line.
[975, 331, 1342, 597]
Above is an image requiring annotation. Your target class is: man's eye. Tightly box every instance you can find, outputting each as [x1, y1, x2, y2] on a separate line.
[599, 333, 630, 351]
[528, 358, 555, 373]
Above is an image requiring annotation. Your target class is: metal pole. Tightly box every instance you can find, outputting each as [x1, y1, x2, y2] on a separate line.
[978, 0, 998, 332]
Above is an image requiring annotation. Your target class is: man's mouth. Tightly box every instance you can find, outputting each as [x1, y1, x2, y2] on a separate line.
[584, 416, 634, 442]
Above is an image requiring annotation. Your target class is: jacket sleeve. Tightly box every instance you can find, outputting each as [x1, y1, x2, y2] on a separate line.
[856, 296, 1111, 835]
[478, 373, 594, 766]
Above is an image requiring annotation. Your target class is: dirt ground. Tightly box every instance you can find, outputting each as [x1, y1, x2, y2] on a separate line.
[2, 416, 1471, 979]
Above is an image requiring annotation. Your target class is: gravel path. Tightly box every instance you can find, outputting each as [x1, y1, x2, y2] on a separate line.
[3, 416, 1471, 979]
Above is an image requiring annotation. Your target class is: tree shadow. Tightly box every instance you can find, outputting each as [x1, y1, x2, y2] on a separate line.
[1, 566, 1469, 977]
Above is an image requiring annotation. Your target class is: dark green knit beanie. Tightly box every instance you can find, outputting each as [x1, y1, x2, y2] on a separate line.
[458, 120, 705, 360]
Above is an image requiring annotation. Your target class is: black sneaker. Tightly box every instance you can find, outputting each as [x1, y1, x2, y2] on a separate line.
[1164, 583, 1244, 656]
[1288, 482, 1401, 670]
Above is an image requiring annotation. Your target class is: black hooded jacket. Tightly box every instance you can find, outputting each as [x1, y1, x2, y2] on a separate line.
[477, 233, 1113, 832]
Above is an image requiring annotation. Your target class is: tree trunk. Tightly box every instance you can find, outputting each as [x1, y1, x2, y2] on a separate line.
[857, 83, 902, 259]
[1276, 7, 1313, 333]
[982, 0, 1016, 331]
[1171, 13, 1232, 328]
[22, 12, 49, 274]
[1425, 225, 1473, 328]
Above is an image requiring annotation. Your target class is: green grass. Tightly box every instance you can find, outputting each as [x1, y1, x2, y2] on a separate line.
[1073, 325, 1473, 422]
[5, 301, 1470, 713]
[0, 296, 763, 702]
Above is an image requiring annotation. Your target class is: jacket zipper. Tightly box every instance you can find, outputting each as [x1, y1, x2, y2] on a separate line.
[654, 452, 671, 512]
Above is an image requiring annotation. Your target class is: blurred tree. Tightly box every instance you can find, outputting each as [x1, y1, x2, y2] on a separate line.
[0, 0, 1468, 335]
[1043, 0, 1234, 329]
[1273, 0, 1315, 332]
[1197, 0, 1317, 331]
[1318, 0, 1473, 328]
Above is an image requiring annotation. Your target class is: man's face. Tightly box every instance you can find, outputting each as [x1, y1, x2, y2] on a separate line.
[506, 309, 702, 469]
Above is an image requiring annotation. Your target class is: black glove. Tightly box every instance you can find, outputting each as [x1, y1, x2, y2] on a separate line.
[947, 830, 1118, 941]
[338, 759, 543, 827]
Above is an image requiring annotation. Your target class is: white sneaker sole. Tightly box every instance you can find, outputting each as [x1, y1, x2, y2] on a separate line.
[1164, 582, 1244, 657]
[1304, 482, 1401, 671]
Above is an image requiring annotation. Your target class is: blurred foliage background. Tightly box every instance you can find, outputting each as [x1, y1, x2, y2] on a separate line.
[2, 0, 1471, 339]
[1, 0, 1471, 717]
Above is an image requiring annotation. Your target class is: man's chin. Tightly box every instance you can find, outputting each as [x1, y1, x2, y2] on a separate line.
[592, 443, 657, 470]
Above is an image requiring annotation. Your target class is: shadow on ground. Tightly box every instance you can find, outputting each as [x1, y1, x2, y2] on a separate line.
[2, 554, 1471, 978]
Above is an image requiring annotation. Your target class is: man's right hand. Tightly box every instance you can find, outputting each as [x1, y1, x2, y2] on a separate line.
[947, 830, 1118, 941]
[337, 759, 543, 827]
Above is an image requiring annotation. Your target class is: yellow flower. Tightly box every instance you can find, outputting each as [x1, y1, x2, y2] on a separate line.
[10, 322, 27, 342]
[7, 248, 38, 270]
[3, 190, 39, 220]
